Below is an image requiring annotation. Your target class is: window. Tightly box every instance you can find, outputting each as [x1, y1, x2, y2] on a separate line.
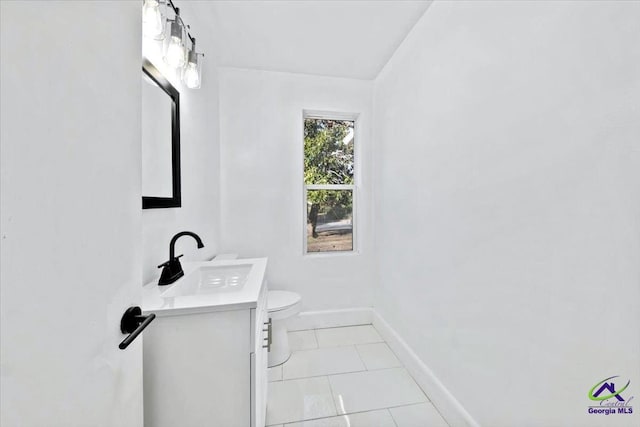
[303, 113, 356, 254]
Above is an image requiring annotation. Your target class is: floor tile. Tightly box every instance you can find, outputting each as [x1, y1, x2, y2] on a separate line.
[390, 403, 449, 427]
[267, 376, 337, 425]
[269, 364, 283, 382]
[356, 342, 402, 370]
[285, 409, 396, 427]
[283, 346, 365, 380]
[289, 330, 319, 351]
[329, 368, 427, 414]
[315, 325, 383, 348]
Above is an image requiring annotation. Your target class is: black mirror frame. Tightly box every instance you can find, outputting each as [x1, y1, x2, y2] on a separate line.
[142, 58, 181, 209]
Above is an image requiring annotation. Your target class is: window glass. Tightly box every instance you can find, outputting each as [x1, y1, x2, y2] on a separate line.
[306, 189, 353, 253]
[304, 119, 354, 185]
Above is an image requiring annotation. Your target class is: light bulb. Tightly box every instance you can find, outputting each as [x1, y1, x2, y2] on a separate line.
[182, 46, 202, 89]
[165, 36, 185, 68]
[142, 0, 164, 39]
[164, 19, 186, 68]
[183, 62, 200, 88]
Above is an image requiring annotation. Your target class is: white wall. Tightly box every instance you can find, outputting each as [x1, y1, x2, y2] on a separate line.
[373, 1, 640, 426]
[141, 4, 221, 285]
[218, 68, 374, 310]
[1, 2, 143, 426]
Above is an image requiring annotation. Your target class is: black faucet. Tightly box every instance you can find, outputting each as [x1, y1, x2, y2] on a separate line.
[157, 231, 205, 286]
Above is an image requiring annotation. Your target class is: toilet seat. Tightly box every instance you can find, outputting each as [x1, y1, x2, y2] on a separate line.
[268, 290, 301, 311]
[267, 290, 301, 320]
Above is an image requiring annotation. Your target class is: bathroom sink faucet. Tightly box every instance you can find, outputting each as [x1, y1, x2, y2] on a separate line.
[157, 231, 205, 286]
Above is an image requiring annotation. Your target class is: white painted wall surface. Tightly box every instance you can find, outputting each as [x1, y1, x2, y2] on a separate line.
[218, 68, 374, 310]
[141, 4, 221, 284]
[373, 1, 640, 426]
[1, 2, 143, 426]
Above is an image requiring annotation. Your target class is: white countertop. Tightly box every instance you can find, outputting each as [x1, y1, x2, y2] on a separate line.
[142, 257, 267, 317]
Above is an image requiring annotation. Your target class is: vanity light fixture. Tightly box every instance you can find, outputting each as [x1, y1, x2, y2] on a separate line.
[163, 8, 186, 68]
[142, 0, 165, 39]
[142, 0, 204, 89]
[182, 38, 203, 89]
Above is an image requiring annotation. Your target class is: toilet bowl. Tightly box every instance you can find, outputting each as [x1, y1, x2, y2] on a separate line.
[267, 290, 302, 367]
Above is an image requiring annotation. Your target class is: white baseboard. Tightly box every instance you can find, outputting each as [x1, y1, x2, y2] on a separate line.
[372, 311, 480, 427]
[287, 307, 374, 331]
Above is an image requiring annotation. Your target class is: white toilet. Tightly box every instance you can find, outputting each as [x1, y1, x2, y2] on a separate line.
[267, 290, 302, 367]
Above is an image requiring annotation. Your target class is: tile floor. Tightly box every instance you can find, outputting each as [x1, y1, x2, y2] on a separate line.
[266, 325, 449, 427]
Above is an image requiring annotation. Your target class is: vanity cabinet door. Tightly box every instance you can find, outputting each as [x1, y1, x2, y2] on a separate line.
[250, 282, 269, 427]
[143, 310, 251, 427]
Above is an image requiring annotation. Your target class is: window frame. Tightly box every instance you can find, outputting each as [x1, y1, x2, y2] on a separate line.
[302, 110, 360, 256]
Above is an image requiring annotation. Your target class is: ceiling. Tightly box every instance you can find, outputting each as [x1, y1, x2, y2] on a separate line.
[188, 1, 432, 80]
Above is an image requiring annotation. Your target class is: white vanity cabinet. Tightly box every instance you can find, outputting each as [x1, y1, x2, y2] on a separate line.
[250, 282, 270, 427]
[142, 259, 270, 427]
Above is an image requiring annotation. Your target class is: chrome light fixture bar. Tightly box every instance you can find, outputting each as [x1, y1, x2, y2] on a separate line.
[142, 0, 204, 89]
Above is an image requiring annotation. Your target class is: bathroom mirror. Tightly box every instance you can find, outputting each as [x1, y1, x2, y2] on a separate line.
[142, 58, 181, 209]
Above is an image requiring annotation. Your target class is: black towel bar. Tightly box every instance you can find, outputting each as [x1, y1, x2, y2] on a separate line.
[119, 306, 156, 350]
